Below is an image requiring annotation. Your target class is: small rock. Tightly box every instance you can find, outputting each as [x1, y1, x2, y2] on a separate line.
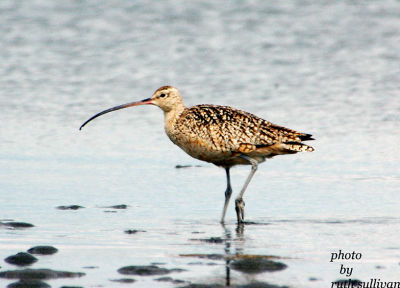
[82, 266, 98, 269]
[175, 165, 192, 168]
[7, 280, 50, 288]
[155, 276, 174, 282]
[118, 265, 170, 276]
[27, 246, 58, 255]
[56, 205, 84, 210]
[0, 268, 85, 280]
[155, 276, 185, 284]
[5, 253, 38, 266]
[1, 222, 34, 229]
[110, 278, 136, 283]
[117, 265, 184, 276]
[231, 258, 287, 274]
[60, 286, 84, 288]
[124, 229, 146, 234]
[198, 237, 224, 244]
[188, 262, 203, 265]
[175, 164, 202, 169]
[105, 204, 128, 209]
[170, 268, 186, 273]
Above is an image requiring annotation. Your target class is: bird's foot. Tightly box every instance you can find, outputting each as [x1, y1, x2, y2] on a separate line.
[235, 198, 245, 223]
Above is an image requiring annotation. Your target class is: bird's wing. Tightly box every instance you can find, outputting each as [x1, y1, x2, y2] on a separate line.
[182, 105, 314, 156]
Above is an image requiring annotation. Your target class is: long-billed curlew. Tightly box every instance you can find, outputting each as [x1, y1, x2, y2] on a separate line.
[80, 86, 314, 223]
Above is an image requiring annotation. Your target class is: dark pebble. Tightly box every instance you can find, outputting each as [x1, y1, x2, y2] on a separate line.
[170, 268, 186, 273]
[155, 276, 174, 282]
[5, 253, 38, 266]
[175, 165, 192, 168]
[56, 205, 84, 210]
[118, 265, 181, 276]
[155, 276, 186, 284]
[82, 266, 98, 269]
[1, 222, 34, 229]
[118, 265, 170, 276]
[27, 246, 58, 255]
[199, 237, 224, 244]
[7, 280, 50, 288]
[175, 165, 202, 169]
[231, 258, 287, 274]
[105, 204, 128, 209]
[110, 278, 136, 283]
[60, 286, 84, 288]
[0, 268, 85, 280]
[124, 229, 146, 234]
[188, 262, 203, 265]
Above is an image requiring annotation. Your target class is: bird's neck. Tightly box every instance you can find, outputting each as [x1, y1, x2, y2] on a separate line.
[163, 102, 186, 129]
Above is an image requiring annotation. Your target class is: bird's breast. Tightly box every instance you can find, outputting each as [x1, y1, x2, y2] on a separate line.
[165, 122, 234, 164]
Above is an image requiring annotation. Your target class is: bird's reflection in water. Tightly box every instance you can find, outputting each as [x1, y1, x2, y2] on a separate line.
[222, 222, 246, 286]
[219, 222, 288, 288]
[181, 222, 288, 287]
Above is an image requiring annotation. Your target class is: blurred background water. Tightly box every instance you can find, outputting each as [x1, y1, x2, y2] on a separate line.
[1, 0, 399, 287]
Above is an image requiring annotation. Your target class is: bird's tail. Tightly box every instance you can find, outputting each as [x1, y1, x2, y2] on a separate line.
[241, 141, 314, 158]
[282, 142, 314, 152]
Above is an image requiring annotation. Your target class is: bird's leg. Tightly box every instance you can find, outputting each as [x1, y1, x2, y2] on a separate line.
[235, 155, 258, 223]
[220, 167, 232, 224]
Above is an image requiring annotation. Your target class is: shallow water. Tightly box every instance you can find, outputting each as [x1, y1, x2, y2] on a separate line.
[1, 0, 400, 287]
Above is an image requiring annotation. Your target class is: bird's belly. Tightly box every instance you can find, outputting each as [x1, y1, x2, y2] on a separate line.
[167, 132, 232, 164]
[180, 138, 232, 163]
[180, 142, 264, 167]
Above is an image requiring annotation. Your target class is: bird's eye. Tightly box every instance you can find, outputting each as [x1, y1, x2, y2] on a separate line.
[160, 93, 166, 98]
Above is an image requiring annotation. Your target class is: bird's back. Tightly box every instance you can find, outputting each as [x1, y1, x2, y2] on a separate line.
[167, 104, 314, 167]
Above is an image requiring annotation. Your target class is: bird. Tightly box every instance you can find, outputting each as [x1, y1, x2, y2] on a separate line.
[80, 86, 314, 223]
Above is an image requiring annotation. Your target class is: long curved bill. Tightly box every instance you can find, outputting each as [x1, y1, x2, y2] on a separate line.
[79, 98, 153, 130]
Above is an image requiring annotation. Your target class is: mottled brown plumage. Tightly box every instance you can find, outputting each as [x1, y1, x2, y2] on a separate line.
[80, 85, 315, 223]
[167, 103, 314, 167]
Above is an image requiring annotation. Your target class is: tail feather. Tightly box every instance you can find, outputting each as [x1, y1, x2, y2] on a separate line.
[283, 141, 314, 152]
[299, 133, 314, 141]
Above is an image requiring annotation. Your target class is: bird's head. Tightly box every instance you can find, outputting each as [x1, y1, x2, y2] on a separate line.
[150, 86, 184, 113]
[79, 85, 183, 130]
